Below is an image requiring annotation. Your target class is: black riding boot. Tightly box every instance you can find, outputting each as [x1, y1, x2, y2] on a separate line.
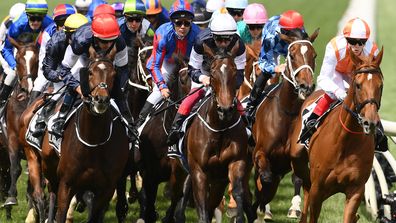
[166, 113, 188, 147]
[245, 73, 271, 127]
[134, 102, 154, 129]
[28, 91, 42, 105]
[299, 113, 320, 143]
[120, 107, 139, 143]
[375, 122, 389, 152]
[0, 84, 13, 115]
[51, 102, 73, 138]
[31, 100, 56, 137]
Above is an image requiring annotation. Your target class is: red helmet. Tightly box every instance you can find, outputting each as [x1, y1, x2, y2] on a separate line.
[279, 10, 304, 30]
[93, 4, 116, 18]
[92, 14, 120, 40]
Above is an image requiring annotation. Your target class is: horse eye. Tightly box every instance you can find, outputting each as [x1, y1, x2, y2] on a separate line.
[356, 83, 361, 90]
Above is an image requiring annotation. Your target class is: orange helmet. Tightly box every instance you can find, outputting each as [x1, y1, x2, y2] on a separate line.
[279, 10, 304, 30]
[343, 17, 370, 39]
[91, 14, 120, 40]
[144, 0, 162, 15]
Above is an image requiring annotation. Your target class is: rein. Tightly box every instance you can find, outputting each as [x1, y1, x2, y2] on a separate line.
[128, 45, 153, 91]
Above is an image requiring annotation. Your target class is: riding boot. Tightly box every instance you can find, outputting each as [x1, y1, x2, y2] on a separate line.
[28, 91, 42, 105]
[51, 102, 73, 138]
[31, 100, 56, 137]
[120, 107, 139, 143]
[0, 84, 13, 115]
[375, 122, 389, 152]
[134, 101, 154, 129]
[166, 113, 188, 148]
[299, 113, 320, 143]
[245, 72, 271, 127]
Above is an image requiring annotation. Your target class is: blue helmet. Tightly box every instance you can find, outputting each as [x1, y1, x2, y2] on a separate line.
[169, 0, 194, 20]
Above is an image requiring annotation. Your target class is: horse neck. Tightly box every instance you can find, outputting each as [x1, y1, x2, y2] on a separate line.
[337, 93, 365, 134]
[77, 106, 113, 143]
[278, 70, 302, 114]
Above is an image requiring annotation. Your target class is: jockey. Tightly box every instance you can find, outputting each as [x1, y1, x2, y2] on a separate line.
[0, 3, 25, 79]
[133, 0, 200, 134]
[206, 0, 224, 14]
[245, 10, 305, 122]
[239, 3, 268, 44]
[0, 0, 53, 113]
[191, 0, 211, 29]
[111, 2, 125, 18]
[75, 0, 92, 15]
[300, 17, 388, 151]
[144, 0, 170, 31]
[120, 0, 154, 47]
[225, 0, 248, 22]
[166, 10, 247, 157]
[30, 4, 77, 103]
[87, 0, 107, 19]
[31, 13, 89, 138]
[50, 13, 138, 142]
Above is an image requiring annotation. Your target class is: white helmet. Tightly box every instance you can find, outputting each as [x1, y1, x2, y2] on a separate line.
[225, 0, 248, 9]
[9, 3, 25, 20]
[206, 0, 224, 13]
[75, 0, 92, 9]
[210, 9, 237, 35]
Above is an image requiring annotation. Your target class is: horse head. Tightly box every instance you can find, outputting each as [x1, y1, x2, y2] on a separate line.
[128, 36, 153, 89]
[84, 45, 117, 114]
[279, 28, 319, 99]
[203, 42, 239, 121]
[168, 53, 190, 102]
[8, 33, 39, 99]
[349, 47, 384, 134]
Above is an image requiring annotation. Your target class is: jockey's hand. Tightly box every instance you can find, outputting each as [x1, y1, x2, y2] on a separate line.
[335, 88, 347, 100]
[275, 63, 286, 73]
[160, 88, 170, 99]
[75, 86, 83, 97]
[200, 75, 211, 86]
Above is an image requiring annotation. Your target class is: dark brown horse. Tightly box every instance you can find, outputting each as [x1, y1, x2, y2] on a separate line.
[290, 48, 384, 223]
[138, 54, 190, 223]
[176, 43, 250, 223]
[252, 28, 319, 215]
[39, 45, 129, 223]
[0, 33, 38, 210]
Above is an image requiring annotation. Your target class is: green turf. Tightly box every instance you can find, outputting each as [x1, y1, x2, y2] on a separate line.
[0, 0, 395, 222]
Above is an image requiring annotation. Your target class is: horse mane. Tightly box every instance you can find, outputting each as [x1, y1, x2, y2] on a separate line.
[17, 32, 35, 44]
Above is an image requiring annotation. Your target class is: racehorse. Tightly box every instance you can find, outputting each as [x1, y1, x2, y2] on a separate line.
[39, 45, 130, 223]
[251, 28, 319, 216]
[0, 33, 38, 211]
[176, 42, 251, 223]
[289, 47, 384, 223]
[138, 54, 190, 223]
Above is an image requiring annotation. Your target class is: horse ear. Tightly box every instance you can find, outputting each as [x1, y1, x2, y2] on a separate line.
[373, 46, 384, 66]
[203, 43, 215, 60]
[8, 36, 21, 50]
[106, 44, 118, 61]
[309, 28, 320, 43]
[278, 31, 293, 44]
[88, 45, 98, 60]
[349, 47, 363, 67]
[230, 39, 240, 58]
[135, 36, 144, 48]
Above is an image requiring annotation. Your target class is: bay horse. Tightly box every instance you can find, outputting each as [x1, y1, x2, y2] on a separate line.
[138, 54, 190, 223]
[176, 42, 251, 223]
[252, 28, 319, 216]
[0, 33, 38, 210]
[289, 47, 384, 223]
[40, 45, 129, 223]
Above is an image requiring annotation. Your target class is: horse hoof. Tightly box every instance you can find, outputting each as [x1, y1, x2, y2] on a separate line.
[25, 208, 37, 223]
[264, 211, 273, 221]
[287, 209, 301, 219]
[3, 197, 17, 206]
[226, 207, 238, 218]
[136, 218, 145, 223]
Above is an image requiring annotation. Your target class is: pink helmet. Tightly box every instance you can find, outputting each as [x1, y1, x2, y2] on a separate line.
[243, 3, 268, 25]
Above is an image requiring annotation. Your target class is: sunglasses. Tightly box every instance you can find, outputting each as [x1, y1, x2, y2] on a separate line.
[346, 38, 367, 46]
[248, 24, 264, 30]
[126, 16, 143, 23]
[174, 20, 191, 27]
[96, 38, 115, 44]
[227, 8, 244, 17]
[214, 35, 232, 42]
[29, 16, 44, 22]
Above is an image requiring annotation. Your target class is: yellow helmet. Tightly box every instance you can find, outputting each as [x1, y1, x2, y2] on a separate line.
[64, 13, 88, 33]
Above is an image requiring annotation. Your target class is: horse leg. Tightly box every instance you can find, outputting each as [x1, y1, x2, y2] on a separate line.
[343, 187, 364, 223]
[308, 183, 323, 223]
[4, 145, 22, 206]
[56, 181, 74, 223]
[207, 180, 227, 222]
[174, 174, 192, 223]
[142, 178, 159, 223]
[116, 176, 128, 223]
[229, 160, 247, 223]
[190, 165, 209, 223]
[299, 186, 310, 223]
[287, 174, 302, 219]
[254, 150, 272, 183]
[87, 189, 113, 223]
[290, 145, 311, 188]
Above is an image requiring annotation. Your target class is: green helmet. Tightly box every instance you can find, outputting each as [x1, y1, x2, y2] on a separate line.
[25, 0, 48, 15]
[123, 0, 146, 16]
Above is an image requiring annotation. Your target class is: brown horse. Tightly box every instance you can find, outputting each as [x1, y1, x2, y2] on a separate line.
[138, 54, 190, 223]
[289, 48, 384, 223]
[39, 45, 129, 223]
[252, 28, 319, 215]
[176, 43, 250, 223]
[0, 33, 38, 210]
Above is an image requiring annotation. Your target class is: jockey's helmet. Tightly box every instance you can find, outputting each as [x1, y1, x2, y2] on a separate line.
[123, 0, 146, 16]
[144, 0, 162, 15]
[25, 0, 48, 15]
[343, 17, 370, 39]
[93, 4, 116, 19]
[53, 4, 76, 22]
[111, 2, 124, 12]
[92, 14, 120, 40]
[169, 0, 194, 20]
[9, 3, 26, 20]
[75, 0, 92, 9]
[192, 1, 211, 25]
[279, 10, 304, 30]
[206, 0, 224, 13]
[224, 0, 248, 9]
[243, 3, 268, 25]
[64, 13, 89, 33]
[210, 10, 237, 35]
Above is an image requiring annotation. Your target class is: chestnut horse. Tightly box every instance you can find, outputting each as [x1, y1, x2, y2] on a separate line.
[252, 28, 319, 215]
[0, 33, 38, 210]
[290, 48, 384, 223]
[177, 43, 251, 223]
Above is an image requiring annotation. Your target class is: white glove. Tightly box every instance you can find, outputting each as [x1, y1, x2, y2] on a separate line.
[334, 88, 347, 100]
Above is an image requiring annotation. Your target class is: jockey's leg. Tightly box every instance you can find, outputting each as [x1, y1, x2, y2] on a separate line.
[299, 93, 335, 143]
[375, 121, 389, 152]
[115, 96, 138, 143]
[166, 87, 206, 151]
[51, 91, 76, 138]
[0, 68, 17, 112]
[134, 101, 154, 129]
[32, 99, 57, 137]
[245, 72, 272, 124]
[29, 70, 48, 105]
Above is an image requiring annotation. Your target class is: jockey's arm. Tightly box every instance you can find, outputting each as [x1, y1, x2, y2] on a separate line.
[258, 35, 278, 78]
[146, 33, 168, 90]
[188, 46, 204, 84]
[59, 45, 80, 88]
[38, 31, 51, 78]
[113, 41, 129, 92]
[0, 22, 7, 45]
[234, 39, 247, 88]
[1, 23, 20, 70]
